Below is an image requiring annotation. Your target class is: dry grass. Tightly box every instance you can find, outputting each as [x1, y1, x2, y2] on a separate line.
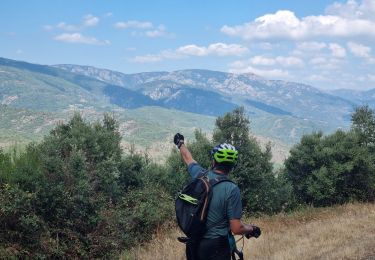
[121, 203, 375, 260]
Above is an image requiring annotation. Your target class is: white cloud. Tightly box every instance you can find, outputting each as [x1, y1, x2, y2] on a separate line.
[132, 50, 182, 63]
[308, 74, 328, 81]
[57, 22, 80, 31]
[326, 0, 375, 20]
[249, 55, 303, 67]
[347, 41, 371, 58]
[275, 56, 304, 67]
[257, 42, 275, 50]
[329, 43, 347, 58]
[83, 14, 99, 27]
[250, 56, 276, 66]
[115, 22, 169, 38]
[132, 54, 163, 63]
[43, 25, 54, 31]
[310, 57, 342, 70]
[177, 45, 207, 56]
[229, 64, 290, 78]
[177, 43, 248, 57]
[49, 14, 100, 32]
[221, 7, 375, 40]
[16, 49, 23, 54]
[114, 20, 153, 29]
[368, 74, 375, 81]
[132, 43, 248, 63]
[54, 33, 110, 45]
[297, 42, 327, 52]
[310, 57, 327, 65]
[145, 25, 167, 38]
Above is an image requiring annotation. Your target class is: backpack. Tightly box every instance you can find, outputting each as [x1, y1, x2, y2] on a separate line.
[175, 169, 233, 240]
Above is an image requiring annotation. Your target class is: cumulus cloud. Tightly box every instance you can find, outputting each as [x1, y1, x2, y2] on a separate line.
[177, 43, 248, 57]
[368, 74, 375, 81]
[228, 63, 290, 78]
[83, 14, 99, 27]
[249, 55, 304, 67]
[131, 43, 248, 63]
[56, 22, 80, 31]
[309, 57, 327, 65]
[329, 43, 347, 58]
[307, 74, 328, 81]
[114, 21, 170, 38]
[250, 56, 276, 66]
[114, 20, 153, 29]
[132, 50, 182, 63]
[145, 25, 167, 37]
[54, 33, 110, 45]
[326, 0, 375, 20]
[347, 41, 371, 58]
[297, 42, 327, 52]
[309, 57, 343, 70]
[45, 14, 100, 32]
[221, 3, 375, 40]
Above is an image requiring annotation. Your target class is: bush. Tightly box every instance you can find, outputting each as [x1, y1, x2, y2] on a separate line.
[285, 130, 375, 206]
[0, 114, 174, 258]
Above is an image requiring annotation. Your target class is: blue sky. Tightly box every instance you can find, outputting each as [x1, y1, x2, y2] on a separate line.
[1, 0, 375, 90]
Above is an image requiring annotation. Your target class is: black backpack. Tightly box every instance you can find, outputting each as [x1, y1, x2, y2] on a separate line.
[175, 170, 233, 240]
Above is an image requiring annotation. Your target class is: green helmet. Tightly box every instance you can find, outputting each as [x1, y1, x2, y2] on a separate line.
[210, 143, 238, 164]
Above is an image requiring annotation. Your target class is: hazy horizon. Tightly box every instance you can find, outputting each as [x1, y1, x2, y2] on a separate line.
[1, 0, 375, 90]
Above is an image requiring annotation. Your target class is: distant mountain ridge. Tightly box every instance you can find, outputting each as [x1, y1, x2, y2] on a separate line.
[1, 57, 374, 147]
[54, 64, 358, 125]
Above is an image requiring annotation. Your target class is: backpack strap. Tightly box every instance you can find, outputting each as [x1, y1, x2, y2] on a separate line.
[196, 169, 210, 179]
[209, 175, 234, 187]
[206, 175, 234, 230]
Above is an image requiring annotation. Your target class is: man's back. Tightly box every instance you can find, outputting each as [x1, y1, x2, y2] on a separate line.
[187, 163, 242, 239]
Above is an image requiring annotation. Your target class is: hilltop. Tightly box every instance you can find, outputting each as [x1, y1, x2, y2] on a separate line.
[1, 57, 375, 161]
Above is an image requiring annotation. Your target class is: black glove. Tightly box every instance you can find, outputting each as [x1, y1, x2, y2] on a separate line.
[245, 225, 261, 239]
[173, 133, 184, 149]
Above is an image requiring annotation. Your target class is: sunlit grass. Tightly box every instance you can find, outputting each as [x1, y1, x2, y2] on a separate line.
[122, 202, 375, 260]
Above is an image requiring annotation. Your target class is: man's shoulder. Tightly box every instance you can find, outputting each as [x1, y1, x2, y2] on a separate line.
[209, 172, 238, 191]
[187, 163, 206, 178]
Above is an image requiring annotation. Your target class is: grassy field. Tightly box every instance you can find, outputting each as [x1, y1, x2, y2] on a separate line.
[122, 203, 375, 260]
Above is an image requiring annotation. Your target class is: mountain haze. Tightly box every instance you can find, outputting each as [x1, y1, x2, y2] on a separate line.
[2, 57, 374, 158]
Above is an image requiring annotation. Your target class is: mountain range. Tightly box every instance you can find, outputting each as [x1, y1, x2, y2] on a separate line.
[1, 57, 374, 161]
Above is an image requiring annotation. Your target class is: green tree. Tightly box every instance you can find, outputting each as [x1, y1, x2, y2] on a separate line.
[285, 129, 375, 206]
[0, 113, 174, 258]
[213, 107, 291, 214]
[351, 105, 375, 149]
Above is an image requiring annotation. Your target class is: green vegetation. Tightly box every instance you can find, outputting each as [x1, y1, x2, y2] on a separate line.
[0, 114, 172, 258]
[0, 105, 374, 258]
[285, 105, 375, 206]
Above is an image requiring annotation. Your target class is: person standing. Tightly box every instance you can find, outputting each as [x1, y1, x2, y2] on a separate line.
[174, 133, 261, 260]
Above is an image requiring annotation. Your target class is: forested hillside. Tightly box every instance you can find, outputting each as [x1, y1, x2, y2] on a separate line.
[1, 106, 374, 258]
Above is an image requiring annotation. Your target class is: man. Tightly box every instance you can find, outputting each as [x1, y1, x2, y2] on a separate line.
[174, 133, 261, 260]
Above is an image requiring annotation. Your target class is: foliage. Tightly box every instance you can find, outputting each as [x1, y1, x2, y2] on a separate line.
[213, 107, 293, 214]
[285, 106, 375, 206]
[0, 113, 173, 258]
[1, 105, 375, 258]
[351, 105, 375, 149]
[164, 107, 292, 214]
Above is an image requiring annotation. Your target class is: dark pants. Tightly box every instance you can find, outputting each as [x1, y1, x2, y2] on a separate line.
[197, 236, 231, 260]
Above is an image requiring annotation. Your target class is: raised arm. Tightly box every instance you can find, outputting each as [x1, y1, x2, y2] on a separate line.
[174, 133, 197, 166]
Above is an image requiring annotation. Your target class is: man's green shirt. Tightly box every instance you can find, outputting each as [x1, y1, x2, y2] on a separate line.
[188, 163, 242, 239]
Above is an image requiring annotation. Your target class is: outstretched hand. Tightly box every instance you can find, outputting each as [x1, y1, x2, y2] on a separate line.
[245, 225, 261, 239]
[173, 133, 184, 148]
